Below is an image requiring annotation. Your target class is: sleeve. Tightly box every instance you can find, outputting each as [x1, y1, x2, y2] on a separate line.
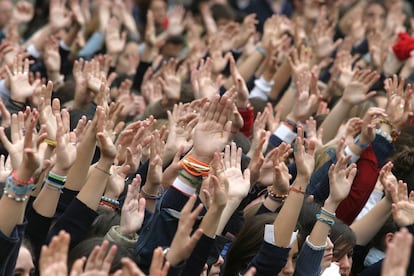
[246, 241, 290, 276]
[132, 61, 152, 92]
[181, 234, 215, 276]
[0, 222, 27, 276]
[47, 197, 98, 249]
[25, 206, 54, 261]
[354, 189, 383, 222]
[336, 146, 379, 225]
[77, 31, 105, 59]
[293, 236, 326, 276]
[105, 225, 138, 255]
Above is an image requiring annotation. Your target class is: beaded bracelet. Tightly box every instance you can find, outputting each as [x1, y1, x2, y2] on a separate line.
[316, 213, 335, 226]
[178, 170, 202, 186]
[267, 186, 288, 203]
[3, 188, 29, 202]
[101, 196, 120, 207]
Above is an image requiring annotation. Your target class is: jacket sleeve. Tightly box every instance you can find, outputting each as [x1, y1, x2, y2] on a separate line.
[246, 241, 290, 276]
[293, 236, 326, 276]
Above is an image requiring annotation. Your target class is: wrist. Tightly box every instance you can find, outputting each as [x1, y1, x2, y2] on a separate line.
[324, 198, 339, 213]
[96, 158, 113, 170]
[50, 166, 69, 177]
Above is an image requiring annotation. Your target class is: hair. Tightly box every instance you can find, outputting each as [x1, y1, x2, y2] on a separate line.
[391, 146, 414, 193]
[369, 217, 399, 251]
[68, 237, 135, 273]
[223, 212, 277, 275]
[85, 209, 121, 239]
[210, 3, 235, 22]
[331, 219, 356, 261]
[223, 201, 320, 275]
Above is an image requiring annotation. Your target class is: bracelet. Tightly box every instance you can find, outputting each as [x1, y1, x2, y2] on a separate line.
[5, 176, 35, 195]
[267, 193, 285, 203]
[11, 170, 34, 185]
[45, 179, 64, 193]
[140, 186, 163, 200]
[289, 186, 305, 195]
[320, 207, 336, 219]
[378, 119, 392, 128]
[180, 156, 210, 177]
[3, 188, 29, 202]
[48, 171, 67, 182]
[316, 213, 335, 226]
[99, 200, 118, 211]
[267, 186, 289, 199]
[44, 138, 57, 147]
[178, 170, 202, 186]
[94, 165, 112, 176]
[255, 45, 267, 57]
[101, 196, 120, 207]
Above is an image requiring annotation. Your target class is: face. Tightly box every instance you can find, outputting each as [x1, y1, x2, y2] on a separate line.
[278, 240, 299, 276]
[208, 256, 224, 276]
[364, 3, 386, 32]
[150, 0, 167, 27]
[116, 42, 139, 74]
[160, 42, 183, 59]
[321, 237, 334, 270]
[14, 246, 35, 276]
[333, 245, 353, 276]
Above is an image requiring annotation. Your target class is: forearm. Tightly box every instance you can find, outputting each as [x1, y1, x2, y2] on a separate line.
[65, 128, 96, 191]
[24, 25, 52, 54]
[200, 205, 224, 238]
[269, 59, 291, 101]
[63, 23, 81, 50]
[350, 198, 391, 245]
[321, 99, 352, 144]
[274, 176, 308, 247]
[215, 200, 243, 235]
[309, 199, 337, 246]
[76, 158, 112, 210]
[275, 87, 295, 121]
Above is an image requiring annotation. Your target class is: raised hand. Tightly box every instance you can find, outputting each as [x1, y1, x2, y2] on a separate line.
[54, 109, 77, 175]
[44, 36, 62, 75]
[368, 31, 388, 70]
[306, 116, 323, 150]
[359, 107, 387, 145]
[120, 175, 146, 235]
[294, 125, 316, 180]
[70, 240, 117, 276]
[6, 55, 39, 103]
[229, 54, 249, 108]
[381, 228, 413, 276]
[310, 8, 342, 60]
[288, 45, 313, 84]
[50, 0, 71, 32]
[288, 71, 321, 123]
[326, 150, 357, 208]
[165, 195, 204, 266]
[191, 95, 233, 163]
[96, 107, 117, 160]
[105, 17, 127, 55]
[167, 5, 185, 36]
[191, 58, 219, 99]
[271, 143, 292, 195]
[389, 181, 414, 227]
[39, 230, 70, 276]
[384, 75, 414, 131]
[159, 59, 182, 105]
[342, 70, 379, 105]
[222, 142, 250, 202]
[148, 248, 170, 276]
[379, 161, 398, 202]
[0, 99, 11, 128]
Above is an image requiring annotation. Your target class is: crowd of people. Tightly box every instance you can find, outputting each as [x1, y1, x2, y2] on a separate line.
[1, 0, 414, 275]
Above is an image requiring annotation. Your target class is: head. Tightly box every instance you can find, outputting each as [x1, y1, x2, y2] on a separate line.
[116, 41, 140, 74]
[15, 240, 35, 276]
[160, 35, 185, 59]
[149, 0, 167, 27]
[223, 212, 277, 275]
[85, 209, 121, 239]
[330, 220, 356, 276]
[391, 146, 414, 193]
[210, 3, 235, 27]
[363, 0, 386, 32]
[68, 237, 135, 273]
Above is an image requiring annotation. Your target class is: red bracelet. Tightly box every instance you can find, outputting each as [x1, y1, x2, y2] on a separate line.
[289, 186, 305, 195]
[11, 170, 34, 185]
